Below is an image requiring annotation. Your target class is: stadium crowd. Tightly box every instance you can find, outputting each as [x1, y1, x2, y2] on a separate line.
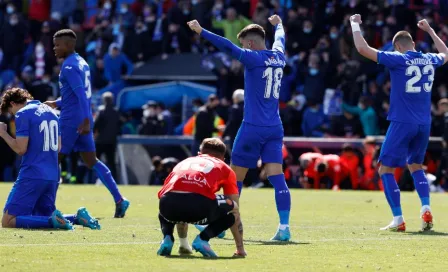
[0, 0, 446, 189]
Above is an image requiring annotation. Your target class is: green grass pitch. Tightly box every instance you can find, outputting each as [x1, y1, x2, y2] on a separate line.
[1, 184, 447, 271]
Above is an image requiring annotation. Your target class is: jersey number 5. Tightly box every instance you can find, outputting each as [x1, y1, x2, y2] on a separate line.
[85, 71, 92, 99]
[263, 67, 283, 99]
[405, 64, 434, 93]
[40, 120, 58, 152]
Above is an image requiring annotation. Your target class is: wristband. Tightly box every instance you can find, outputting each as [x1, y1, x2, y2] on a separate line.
[351, 22, 361, 33]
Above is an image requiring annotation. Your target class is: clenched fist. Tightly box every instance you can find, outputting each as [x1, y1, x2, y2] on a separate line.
[268, 15, 282, 26]
[417, 19, 432, 33]
[350, 14, 362, 24]
[187, 20, 203, 34]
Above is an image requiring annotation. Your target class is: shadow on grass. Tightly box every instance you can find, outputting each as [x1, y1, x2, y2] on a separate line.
[405, 231, 448, 236]
[166, 255, 239, 260]
[244, 239, 309, 245]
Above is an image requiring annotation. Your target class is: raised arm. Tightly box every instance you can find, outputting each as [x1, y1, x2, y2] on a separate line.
[269, 15, 285, 53]
[417, 19, 448, 64]
[187, 20, 246, 62]
[350, 14, 378, 62]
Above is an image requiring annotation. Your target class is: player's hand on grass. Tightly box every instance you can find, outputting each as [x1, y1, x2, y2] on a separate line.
[187, 20, 203, 34]
[268, 15, 282, 26]
[77, 118, 91, 135]
[0, 122, 7, 136]
[233, 249, 247, 258]
[44, 101, 57, 109]
[417, 19, 432, 32]
[350, 14, 362, 24]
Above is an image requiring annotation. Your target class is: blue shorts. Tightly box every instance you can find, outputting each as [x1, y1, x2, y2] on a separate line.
[231, 122, 283, 168]
[60, 125, 96, 154]
[379, 121, 430, 168]
[3, 179, 59, 216]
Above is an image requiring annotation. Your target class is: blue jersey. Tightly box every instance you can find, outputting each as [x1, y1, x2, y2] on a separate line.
[58, 53, 93, 128]
[201, 24, 286, 126]
[378, 51, 445, 125]
[15, 101, 60, 181]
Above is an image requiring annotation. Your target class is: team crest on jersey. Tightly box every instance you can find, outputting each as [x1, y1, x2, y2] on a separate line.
[65, 66, 72, 70]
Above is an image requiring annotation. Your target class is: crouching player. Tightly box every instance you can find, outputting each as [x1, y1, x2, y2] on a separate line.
[1, 88, 100, 230]
[157, 138, 245, 257]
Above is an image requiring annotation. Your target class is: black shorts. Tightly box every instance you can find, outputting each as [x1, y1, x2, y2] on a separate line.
[159, 192, 234, 225]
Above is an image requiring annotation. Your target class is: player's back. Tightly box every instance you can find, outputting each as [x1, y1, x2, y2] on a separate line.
[59, 53, 93, 127]
[243, 49, 286, 126]
[378, 51, 444, 125]
[158, 155, 234, 199]
[16, 101, 59, 181]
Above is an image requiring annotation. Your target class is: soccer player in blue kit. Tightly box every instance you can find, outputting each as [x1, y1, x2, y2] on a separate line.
[350, 15, 448, 231]
[188, 15, 291, 241]
[45, 30, 130, 218]
[1, 88, 100, 230]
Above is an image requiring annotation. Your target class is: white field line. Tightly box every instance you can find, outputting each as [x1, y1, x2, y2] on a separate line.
[0, 236, 447, 247]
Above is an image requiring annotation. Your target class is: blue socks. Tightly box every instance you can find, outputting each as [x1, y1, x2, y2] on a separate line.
[64, 214, 79, 225]
[381, 173, 402, 216]
[411, 170, 430, 206]
[93, 161, 123, 203]
[237, 181, 243, 195]
[268, 174, 291, 225]
[15, 216, 53, 229]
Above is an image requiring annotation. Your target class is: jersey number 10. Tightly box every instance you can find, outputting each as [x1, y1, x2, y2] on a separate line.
[263, 67, 283, 99]
[39, 120, 58, 152]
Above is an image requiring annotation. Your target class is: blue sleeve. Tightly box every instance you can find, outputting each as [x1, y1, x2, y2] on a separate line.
[429, 53, 445, 68]
[272, 24, 285, 54]
[55, 97, 62, 107]
[61, 66, 90, 121]
[377, 51, 402, 69]
[15, 111, 29, 137]
[122, 54, 133, 75]
[200, 29, 259, 68]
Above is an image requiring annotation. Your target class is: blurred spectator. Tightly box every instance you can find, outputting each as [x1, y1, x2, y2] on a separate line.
[0, 13, 27, 73]
[156, 102, 173, 135]
[435, 98, 448, 187]
[103, 43, 133, 84]
[212, 7, 252, 45]
[223, 89, 244, 146]
[298, 52, 329, 103]
[183, 98, 205, 136]
[122, 19, 151, 62]
[149, 156, 164, 185]
[301, 102, 328, 137]
[192, 94, 221, 154]
[139, 100, 163, 135]
[29, 73, 57, 102]
[94, 92, 121, 178]
[121, 112, 138, 135]
[330, 111, 364, 138]
[342, 96, 379, 136]
[28, 0, 50, 42]
[282, 92, 306, 136]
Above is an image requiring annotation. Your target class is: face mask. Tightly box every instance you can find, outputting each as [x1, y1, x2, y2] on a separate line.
[104, 2, 111, 9]
[216, 4, 223, 9]
[193, 106, 199, 113]
[6, 6, 14, 14]
[9, 19, 18, 25]
[42, 78, 50, 83]
[309, 68, 319, 76]
[358, 103, 364, 109]
[330, 33, 338, 39]
[183, 9, 190, 15]
[120, 7, 128, 14]
[192, 0, 199, 5]
[303, 28, 312, 34]
[376, 21, 383, 27]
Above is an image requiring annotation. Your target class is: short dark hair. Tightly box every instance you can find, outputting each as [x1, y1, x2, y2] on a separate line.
[237, 24, 265, 40]
[54, 29, 77, 40]
[439, 98, 448, 106]
[1, 88, 33, 113]
[392, 31, 413, 48]
[200, 138, 226, 158]
[317, 163, 327, 173]
[359, 96, 372, 107]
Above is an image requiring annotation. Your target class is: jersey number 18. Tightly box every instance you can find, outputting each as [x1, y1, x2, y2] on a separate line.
[263, 67, 283, 99]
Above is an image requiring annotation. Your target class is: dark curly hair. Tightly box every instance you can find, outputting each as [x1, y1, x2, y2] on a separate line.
[1, 88, 33, 113]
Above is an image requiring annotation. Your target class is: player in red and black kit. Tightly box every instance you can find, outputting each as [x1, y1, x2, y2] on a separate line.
[157, 138, 245, 258]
